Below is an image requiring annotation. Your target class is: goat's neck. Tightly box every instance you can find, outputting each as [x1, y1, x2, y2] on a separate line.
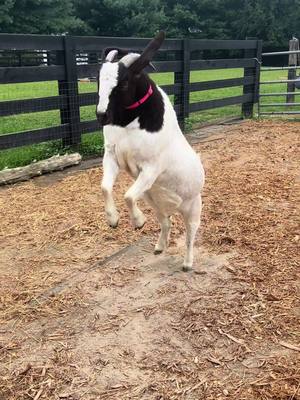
[115, 76, 164, 132]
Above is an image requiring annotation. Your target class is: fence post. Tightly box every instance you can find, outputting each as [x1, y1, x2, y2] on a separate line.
[57, 48, 68, 145]
[60, 36, 81, 147]
[242, 38, 260, 118]
[254, 40, 263, 104]
[286, 37, 299, 103]
[174, 39, 190, 132]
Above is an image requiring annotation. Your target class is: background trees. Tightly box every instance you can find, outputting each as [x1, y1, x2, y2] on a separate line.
[1, 0, 299, 47]
[72, 0, 166, 37]
[0, 0, 85, 34]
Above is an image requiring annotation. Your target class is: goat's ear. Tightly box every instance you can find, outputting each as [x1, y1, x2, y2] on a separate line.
[129, 31, 165, 74]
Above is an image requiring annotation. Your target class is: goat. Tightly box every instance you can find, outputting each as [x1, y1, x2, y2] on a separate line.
[96, 31, 205, 270]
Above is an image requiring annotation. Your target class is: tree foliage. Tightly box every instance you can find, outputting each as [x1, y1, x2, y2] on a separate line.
[73, 0, 166, 37]
[234, 0, 300, 46]
[0, 0, 85, 34]
[162, 0, 300, 45]
[1, 0, 299, 47]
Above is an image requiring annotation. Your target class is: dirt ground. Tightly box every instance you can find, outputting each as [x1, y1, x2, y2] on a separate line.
[0, 120, 299, 400]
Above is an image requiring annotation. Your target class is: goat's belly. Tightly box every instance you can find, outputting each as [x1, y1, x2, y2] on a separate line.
[147, 184, 183, 214]
[156, 136, 205, 199]
[156, 161, 204, 199]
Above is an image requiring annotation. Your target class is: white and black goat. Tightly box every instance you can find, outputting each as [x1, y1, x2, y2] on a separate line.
[96, 31, 205, 270]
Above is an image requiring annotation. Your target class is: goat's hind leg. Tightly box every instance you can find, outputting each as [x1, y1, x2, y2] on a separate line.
[144, 192, 171, 254]
[181, 195, 202, 271]
[154, 214, 171, 254]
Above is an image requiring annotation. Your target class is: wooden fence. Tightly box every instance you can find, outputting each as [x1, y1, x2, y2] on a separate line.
[0, 34, 262, 150]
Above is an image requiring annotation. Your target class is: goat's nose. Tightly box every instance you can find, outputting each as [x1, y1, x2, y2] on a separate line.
[97, 111, 110, 126]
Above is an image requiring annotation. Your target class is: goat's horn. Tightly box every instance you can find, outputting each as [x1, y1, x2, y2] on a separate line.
[105, 49, 119, 62]
[140, 31, 165, 62]
[129, 31, 165, 73]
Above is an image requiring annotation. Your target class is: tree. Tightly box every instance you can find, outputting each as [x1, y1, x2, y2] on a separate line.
[0, 1, 15, 30]
[73, 0, 166, 37]
[0, 0, 85, 34]
[1, 0, 299, 48]
[232, 0, 300, 46]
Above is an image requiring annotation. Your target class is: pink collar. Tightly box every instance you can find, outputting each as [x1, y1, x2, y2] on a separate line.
[126, 85, 153, 110]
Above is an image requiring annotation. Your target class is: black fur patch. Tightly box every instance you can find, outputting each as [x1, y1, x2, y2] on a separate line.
[138, 80, 164, 132]
[101, 65, 164, 133]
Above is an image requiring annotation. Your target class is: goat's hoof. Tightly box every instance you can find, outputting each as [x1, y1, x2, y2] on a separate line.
[132, 214, 146, 230]
[182, 265, 193, 272]
[134, 222, 145, 230]
[106, 212, 120, 229]
[154, 249, 163, 255]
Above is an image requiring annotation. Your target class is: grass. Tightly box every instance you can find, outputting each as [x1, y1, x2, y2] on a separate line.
[0, 68, 298, 170]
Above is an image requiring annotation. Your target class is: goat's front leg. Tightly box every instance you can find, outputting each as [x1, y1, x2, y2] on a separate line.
[101, 146, 120, 228]
[125, 167, 158, 229]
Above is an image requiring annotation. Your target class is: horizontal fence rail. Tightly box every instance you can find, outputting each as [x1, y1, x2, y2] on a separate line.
[0, 65, 65, 84]
[262, 50, 300, 56]
[0, 34, 64, 51]
[261, 66, 300, 71]
[260, 79, 299, 84]
[260, 102, 300, 107]
[189, 76, 255, 92]
[0, 125, 68, 149]
[260, 111, 300, 115]
[0, 96, 67, 117]
[190, 58, 256, 70]
[189, 93, 253, 112]
[259, 92, 300, 96]
[189, 39, 258, 51]
[0, 34, 262, 150]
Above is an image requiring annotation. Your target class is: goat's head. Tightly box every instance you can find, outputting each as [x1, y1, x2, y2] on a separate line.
[96, 31, 165, 126]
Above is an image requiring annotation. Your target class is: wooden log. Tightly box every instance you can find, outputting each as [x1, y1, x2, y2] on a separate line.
[287, 38, 299, 103]
[0, 153, 82, 185]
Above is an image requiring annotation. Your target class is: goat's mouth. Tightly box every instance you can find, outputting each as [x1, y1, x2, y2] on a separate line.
[97, 112, 111, 126]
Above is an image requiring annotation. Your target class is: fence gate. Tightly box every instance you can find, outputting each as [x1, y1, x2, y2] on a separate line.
[259, 38, 300, 117]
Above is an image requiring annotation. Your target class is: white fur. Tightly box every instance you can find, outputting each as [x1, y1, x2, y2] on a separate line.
[97, 62, 119, 114]
[105, 49, 118, 62]
[101, 84, 205, 269]
[120, 53, 140, 67]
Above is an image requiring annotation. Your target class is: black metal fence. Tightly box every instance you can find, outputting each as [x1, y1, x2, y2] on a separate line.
[0, 34, 262, 150]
